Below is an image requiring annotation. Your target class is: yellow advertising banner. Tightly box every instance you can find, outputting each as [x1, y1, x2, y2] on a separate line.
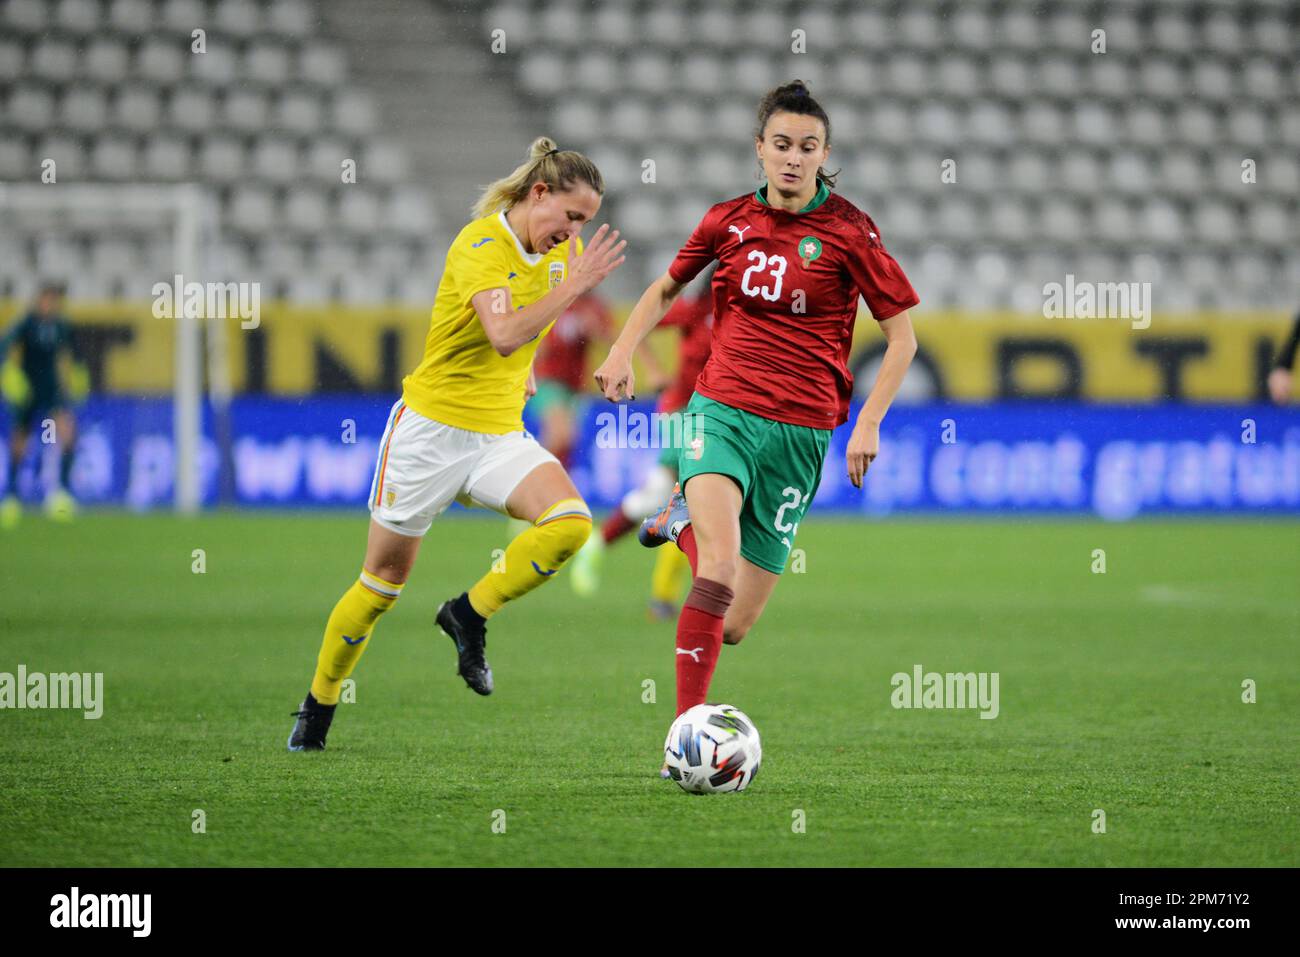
[0, 301, 1291, 402]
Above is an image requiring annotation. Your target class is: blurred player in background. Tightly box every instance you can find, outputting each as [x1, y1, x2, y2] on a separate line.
[595, 82, 919, 774]
[569, 267, 717, 620]
[0, 281, 89, 528]
[1267, 310, 1299, 404]
[530, 291, 613, 468]
[289, 138, 625, 751]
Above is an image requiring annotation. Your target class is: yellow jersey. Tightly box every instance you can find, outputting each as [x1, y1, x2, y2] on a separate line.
[401, 209, 576, 433]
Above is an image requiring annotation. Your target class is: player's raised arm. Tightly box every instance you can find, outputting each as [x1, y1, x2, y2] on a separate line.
[1267, 310, 1300, 404]
[594, 271, 688, 402]
[473, 223, 625, 357]
[0, 313, 27, 359]
[846, 309, 917, 489]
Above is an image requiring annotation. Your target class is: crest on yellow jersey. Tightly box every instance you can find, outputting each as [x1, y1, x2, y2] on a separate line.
[548, 262, 565, 289]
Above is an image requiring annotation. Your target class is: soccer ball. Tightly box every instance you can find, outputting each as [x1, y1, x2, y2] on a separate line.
[663, 703, 761, 794]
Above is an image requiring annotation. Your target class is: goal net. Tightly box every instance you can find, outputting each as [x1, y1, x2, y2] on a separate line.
[0, 182, 226, 513]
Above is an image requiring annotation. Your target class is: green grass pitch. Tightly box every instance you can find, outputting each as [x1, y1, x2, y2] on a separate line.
[1, 512, 1296, 867]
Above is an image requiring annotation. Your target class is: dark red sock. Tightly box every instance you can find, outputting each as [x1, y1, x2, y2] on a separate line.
[601, 507, 636, 545]
[675, 577, 733, 715]
[676, 524, 699, 576]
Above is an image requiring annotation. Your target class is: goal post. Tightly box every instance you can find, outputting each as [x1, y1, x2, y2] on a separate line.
[0, 182, 225, 513]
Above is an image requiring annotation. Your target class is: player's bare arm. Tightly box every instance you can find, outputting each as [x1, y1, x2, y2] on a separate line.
[594, 271, 688, 401]
[474, 223, 626, 357]
[847, 310, 917, 489]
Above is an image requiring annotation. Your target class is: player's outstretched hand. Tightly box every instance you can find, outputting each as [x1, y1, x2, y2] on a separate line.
[846, 419, 879, 489]
[1, 360, 31, 408]
[593, 350, 635, 403]
[567, 224, 627, 295]
[1267, 367, 1292, 405]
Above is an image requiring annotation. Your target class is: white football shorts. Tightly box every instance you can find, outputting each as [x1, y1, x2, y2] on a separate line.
[367, 398, 560, 537]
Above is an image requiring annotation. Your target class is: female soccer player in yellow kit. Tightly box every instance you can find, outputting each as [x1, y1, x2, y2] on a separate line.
[289, 137, 626, 750]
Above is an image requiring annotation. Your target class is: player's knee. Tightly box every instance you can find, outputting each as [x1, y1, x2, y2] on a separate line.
[697, 556, 737, 589]
[558, 515, 592, 559]
[722, 623, 748, 645]
[365, 563, 410, 588]
[538, 497, 592, 562]
[722, 604, 757, 644]
[361, 563, 410, 597]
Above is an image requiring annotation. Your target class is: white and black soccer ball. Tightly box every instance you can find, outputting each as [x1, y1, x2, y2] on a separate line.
[663, 703, 761, 794]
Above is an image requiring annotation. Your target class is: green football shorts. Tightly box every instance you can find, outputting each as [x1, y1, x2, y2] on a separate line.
[676, 391, 831, 574]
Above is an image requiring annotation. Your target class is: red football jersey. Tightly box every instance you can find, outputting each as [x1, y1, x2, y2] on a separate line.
[656, 293, 715, 413]
[668, 184, 918, 428]
[533, 293, 612, 391]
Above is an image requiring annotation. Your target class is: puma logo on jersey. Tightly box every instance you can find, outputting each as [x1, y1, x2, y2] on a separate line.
[676, 646, 704, 662]
[728, 224, 751, 242]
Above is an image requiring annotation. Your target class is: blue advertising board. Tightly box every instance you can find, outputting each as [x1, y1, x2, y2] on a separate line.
[3, 397, 1298, 519]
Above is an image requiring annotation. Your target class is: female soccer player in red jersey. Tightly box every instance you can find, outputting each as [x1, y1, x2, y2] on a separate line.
[594, 81, 920, 746]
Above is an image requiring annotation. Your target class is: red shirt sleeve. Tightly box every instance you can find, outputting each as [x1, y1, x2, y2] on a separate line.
[844, 217, 919, 321]
[668, 207, 719, 286]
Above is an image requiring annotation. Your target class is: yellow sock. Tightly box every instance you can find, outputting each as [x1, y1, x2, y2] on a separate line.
[650, 543, 691, 604]
[310, 568, 403, 705]
[468, 498, 591, 618]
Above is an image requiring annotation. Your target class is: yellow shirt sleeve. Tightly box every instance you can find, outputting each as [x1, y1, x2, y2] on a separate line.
[452, 233, 516, 307]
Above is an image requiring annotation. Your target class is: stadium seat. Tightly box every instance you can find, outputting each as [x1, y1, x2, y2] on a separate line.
[245, 42, 292, 87]
[228, 186, 278, 234]
[167, 86, 217, 132]
[141, 137, 192, 180]
[299, 42, 347, 87]
[332, 90, 379, 136]
[190, 45, 239, 86]
[267, 0, 313, 36]
[79, 36, 127, 84]
[60, 86, 110, 134]
[336, 189, 382, 236]
[160, 0, 205, 32]
[4, 0, 49, 33]
[33, 131, 87, 178]
[54, 0, 98, 33]
[251, 136, 301, 184]
[106, 0, 151, 33]
[0, 138, 30, 178]
[136, 37, 187, 86]
[114, 85, 164, 133]
[197, 137, 247, 183]
[90, 134, 139, 180]
[30, 37, 78, 81]
[214, 0, 262, 38]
